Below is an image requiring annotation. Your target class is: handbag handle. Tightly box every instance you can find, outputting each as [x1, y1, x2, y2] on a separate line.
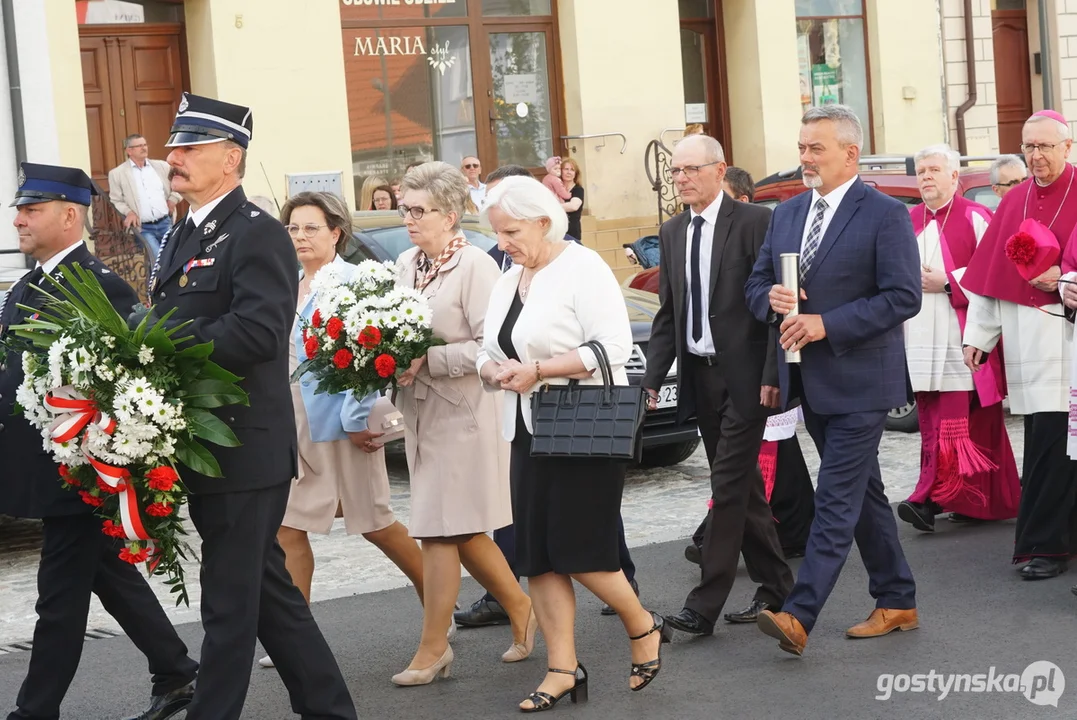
[581, 340, 614, 405]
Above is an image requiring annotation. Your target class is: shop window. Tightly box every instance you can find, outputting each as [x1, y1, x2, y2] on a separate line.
[795, 0, 872, 153]
[481, 0, 552, 16]
[678, 0, 714, 18]
[343, 25, 477, 200]
[489, 31, 555, 167]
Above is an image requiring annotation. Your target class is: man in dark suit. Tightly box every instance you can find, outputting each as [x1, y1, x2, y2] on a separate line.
[745, 105, 922, 656]
[642, 134, 794, 637]
[146, 94, 356, 719]
[1, 163, 198, 720]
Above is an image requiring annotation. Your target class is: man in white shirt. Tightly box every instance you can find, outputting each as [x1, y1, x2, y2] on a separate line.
[462, 156, 486, 208]
[643, 134, 792, 637]
[108, 134, 180, 258]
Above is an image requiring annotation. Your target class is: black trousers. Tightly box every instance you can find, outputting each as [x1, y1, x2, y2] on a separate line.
[1014, 412, 1077, 561]
[683, 358, 794, 623]
[185, 483, 356, 720]
[9, 514, 197, 720]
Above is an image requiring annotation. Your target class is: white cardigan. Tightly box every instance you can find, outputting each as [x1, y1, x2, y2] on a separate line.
[477, 242, 632, 441]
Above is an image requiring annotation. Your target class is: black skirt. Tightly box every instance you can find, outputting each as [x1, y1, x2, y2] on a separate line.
[511, 406, 626, 577]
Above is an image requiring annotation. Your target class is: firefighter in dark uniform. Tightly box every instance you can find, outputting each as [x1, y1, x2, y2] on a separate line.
[1, 163, 198, 720]
[146, 94, 356, 719]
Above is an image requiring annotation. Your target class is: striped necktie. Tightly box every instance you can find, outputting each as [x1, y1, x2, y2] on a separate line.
[799, 197, 828, 283]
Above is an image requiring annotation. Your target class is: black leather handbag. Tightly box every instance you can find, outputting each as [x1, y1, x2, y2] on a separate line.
[529, 341, 647, 462]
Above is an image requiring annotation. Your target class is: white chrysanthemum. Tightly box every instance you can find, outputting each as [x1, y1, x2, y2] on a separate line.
[136, 390, 166, 418]
[310, 263, 351, 295]
[46, 336, 74, 388]
[379, 309, 402, 329]
[137, 346, 154, 365]
[397, 326, 415, 343]
[101, 335, 116, 349]
[410, 306, 432, 329]
[50, 439, 83, 464]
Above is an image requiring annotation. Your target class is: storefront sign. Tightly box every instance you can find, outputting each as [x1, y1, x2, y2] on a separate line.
[684, 103, 707, 123]
[353, 35, 428, 57]
[503, 74, 538, 104]
[342, 0, 456, 5]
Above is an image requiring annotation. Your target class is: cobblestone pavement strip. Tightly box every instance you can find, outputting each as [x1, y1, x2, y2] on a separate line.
[0, 418, 1025, 647]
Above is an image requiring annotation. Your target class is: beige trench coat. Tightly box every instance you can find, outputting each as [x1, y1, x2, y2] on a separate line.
[394, 243, 511, 537]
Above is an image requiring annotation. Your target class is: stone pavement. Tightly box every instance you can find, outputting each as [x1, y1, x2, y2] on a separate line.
[0, 418, 1025, 649]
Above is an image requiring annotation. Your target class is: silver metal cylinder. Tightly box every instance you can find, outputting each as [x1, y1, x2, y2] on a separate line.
[780, 253, 801, 364]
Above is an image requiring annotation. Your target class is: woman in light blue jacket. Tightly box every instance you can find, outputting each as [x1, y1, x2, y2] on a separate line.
[259, 192, 424, 668]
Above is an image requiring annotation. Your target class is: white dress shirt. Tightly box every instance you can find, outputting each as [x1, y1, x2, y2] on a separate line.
[186, 192, 229, 229]
[469, 182, 487, 209]
[129, 159, 170, 223]
[40, 241, 85, 275]
[684, 192, 723, 356]
[799, 174, 859, 253]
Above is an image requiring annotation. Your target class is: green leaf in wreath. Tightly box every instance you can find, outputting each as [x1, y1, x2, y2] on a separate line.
[198, 360, 242, 384]
[175, 435, 224, 478]
[187, 408, 242, 447]
[180, 379, 249, 408]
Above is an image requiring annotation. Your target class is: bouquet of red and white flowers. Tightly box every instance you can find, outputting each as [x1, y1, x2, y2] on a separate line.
[292, 260, 440, 398]
[8, 266, 247, 605]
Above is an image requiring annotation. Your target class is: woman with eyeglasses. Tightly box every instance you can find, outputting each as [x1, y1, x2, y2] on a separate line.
[256, 191, 426, 669]
[371, 184, 398, 211]
[391, 162, 537, 686]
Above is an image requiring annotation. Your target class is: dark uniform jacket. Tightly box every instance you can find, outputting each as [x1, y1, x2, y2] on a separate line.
[0, 244, 139, 518]
[150, 186, 298, 495]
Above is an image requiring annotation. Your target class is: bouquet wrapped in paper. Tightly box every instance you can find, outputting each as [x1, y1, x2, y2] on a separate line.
[7, 266, 247, 605]
[292, 260, 441, 398]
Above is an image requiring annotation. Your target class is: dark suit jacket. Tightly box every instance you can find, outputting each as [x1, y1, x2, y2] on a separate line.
[642, 198, 778, 423]
[744, 178, 922, 415]
[0, 245, 139, 518]
[151, 186, 298, 495]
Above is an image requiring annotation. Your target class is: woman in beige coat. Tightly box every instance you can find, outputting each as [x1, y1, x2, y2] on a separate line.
[390, 162, 537, 686]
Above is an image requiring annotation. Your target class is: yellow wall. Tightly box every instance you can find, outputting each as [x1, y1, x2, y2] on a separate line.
[557, 0, 684, 234]
[44, 2, 90, 176]
[868, 0, 948, 154]
[722, 0, 802, 180]
[183, 0, 354, 209]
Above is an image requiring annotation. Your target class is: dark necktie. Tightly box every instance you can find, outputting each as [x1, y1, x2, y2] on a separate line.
[689, 215, 705, 343]
[799, 198, 828, 283]
[150, 218, 193, 290]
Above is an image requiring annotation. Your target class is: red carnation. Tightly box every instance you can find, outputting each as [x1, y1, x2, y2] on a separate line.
[311, 309, 323, 328]
[97, 477, 121, 495]
[374, 353, 397, 378]
[101, 520, 127, 538]
[119, 546, 151, 564]
[145, 502, 174, 517]
[59, 464, 79, 488]
[79, 490, 104, 507]
[358, 325, 382, 350]
[333, 348, 354, 370]
[146, 466, 178, 492]
[304, 336, 319, 358]
[326, 317, 344, 340]
[1005, 231, 1037, 265]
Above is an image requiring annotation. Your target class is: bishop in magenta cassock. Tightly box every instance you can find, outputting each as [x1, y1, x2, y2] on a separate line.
[897, 145, 1020, 534]
[961, 110, 1077, 581]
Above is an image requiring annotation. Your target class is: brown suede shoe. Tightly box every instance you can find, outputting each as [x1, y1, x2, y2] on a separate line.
[846, 608, 919, 639]
[757, 610, 808, 656]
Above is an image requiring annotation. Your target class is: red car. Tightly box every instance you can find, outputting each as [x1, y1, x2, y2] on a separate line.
[626, 162, 1004, 431]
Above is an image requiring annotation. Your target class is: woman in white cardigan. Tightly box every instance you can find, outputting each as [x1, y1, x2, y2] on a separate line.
[478, 177, 670, 713]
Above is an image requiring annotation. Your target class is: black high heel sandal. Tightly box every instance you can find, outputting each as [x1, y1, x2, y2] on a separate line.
[519, 664, 589, 713]
[629, 611, 672, 692]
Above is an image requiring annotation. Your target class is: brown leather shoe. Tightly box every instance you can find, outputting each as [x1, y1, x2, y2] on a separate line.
[846, 608, 919, 639]
[756, 610, 807, 656]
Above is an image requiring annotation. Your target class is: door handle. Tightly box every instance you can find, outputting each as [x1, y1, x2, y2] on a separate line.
[119, 109, 125, 116]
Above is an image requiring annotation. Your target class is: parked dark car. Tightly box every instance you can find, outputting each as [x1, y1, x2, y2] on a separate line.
[344, 216, 702, 467]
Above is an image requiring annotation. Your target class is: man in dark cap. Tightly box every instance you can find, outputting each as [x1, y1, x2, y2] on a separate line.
[146, 93, 356, 719]
[1, 163, 198, 720]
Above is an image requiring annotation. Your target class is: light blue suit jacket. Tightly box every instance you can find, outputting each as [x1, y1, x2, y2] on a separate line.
[296, 255, 377, 442]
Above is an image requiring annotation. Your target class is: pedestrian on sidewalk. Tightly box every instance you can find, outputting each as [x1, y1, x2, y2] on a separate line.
[2, 163, 198, 720]
[108, 134, 180, 260]
[255, 191, 426, 670]
[481, 176, 669, 713]
[745, 104, 922, 656]
[897, 144, 1020, 533]
[392, 162, 536, 687]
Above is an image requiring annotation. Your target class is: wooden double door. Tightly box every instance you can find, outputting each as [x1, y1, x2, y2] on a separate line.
[79, 24, 188, 194]
[992, 9, 1033, 155]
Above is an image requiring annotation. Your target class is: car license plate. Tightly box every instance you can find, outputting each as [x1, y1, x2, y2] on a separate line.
[656, 384, 678, 409]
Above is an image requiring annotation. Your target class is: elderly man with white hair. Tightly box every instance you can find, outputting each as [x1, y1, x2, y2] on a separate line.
[897, 144, 1020, 535]
[961, 110, 1077, 580]
[989, 154, 1028, 199]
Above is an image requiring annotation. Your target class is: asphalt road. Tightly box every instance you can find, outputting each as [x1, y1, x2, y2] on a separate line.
[1, 515, 1074, 720]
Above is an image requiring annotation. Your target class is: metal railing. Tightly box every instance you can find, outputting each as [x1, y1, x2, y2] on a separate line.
[560, 132, 628, 155]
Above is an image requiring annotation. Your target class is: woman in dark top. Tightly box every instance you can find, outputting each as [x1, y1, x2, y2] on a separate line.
[561, 158, 585, 241]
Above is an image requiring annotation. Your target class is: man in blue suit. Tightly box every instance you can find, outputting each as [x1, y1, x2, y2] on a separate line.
[744, 105, 922, 656]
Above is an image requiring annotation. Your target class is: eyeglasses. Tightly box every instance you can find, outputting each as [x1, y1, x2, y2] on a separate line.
[670, 161, 721, 179]
[399, 204, 441, 220]
[1022, 142, 1060, 155]
[127, 144, 148, 150]
[285, 223, 328, 239]
[993, 178, 1023, 188]
[463, 163, 480, 170]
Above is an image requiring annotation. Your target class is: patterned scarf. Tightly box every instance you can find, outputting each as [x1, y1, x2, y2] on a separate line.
[416, 233, 470, 291]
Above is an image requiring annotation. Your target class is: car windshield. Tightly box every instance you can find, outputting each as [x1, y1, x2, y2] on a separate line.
[363, 226, 497, 261]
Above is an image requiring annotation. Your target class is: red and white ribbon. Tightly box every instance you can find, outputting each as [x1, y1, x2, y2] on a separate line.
[44, 385, 149, 542]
